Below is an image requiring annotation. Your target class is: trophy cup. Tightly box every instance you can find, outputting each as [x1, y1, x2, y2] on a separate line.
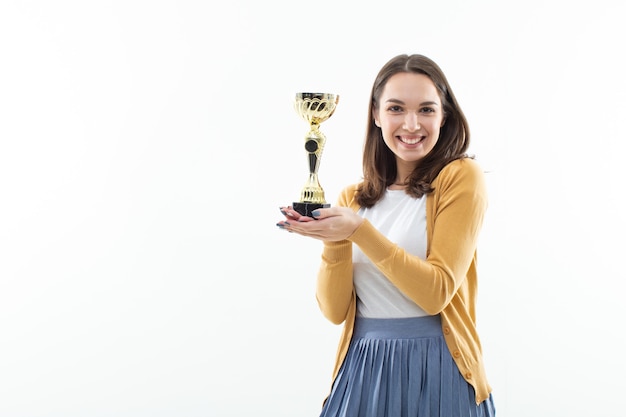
[292, 92, 339, 217]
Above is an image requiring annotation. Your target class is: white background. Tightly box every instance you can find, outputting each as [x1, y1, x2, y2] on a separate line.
[1, 1, 625, 416]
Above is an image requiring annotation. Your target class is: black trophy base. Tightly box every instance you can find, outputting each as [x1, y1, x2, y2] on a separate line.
[293, 202, 331, 217]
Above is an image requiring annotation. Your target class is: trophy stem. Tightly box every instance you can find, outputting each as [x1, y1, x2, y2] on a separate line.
[305, 128, 325, 175]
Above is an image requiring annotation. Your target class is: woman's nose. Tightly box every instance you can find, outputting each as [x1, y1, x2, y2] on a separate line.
[403, 113, 421, 131]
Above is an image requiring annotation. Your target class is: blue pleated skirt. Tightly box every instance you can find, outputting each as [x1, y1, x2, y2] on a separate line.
[319, 315, 496, 417]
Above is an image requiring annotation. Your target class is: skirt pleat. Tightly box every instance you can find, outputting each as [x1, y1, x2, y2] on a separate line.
[319, 315, 495, 417]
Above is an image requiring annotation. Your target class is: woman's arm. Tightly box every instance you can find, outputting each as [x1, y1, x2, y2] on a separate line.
[348, 160, 487, 314]
[314, 186, 358, 324]
[315, 240, 354, 324]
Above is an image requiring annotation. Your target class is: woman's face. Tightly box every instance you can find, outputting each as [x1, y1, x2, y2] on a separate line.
[374, 72, 445, 172]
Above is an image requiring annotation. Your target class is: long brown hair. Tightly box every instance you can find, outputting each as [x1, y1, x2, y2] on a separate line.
[356, 54, 471, 208]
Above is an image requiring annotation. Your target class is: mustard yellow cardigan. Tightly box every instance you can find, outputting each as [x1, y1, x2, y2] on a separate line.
[315, 158, 492, 405]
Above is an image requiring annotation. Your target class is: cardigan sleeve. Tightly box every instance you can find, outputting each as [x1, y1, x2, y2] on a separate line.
[315, 187, 356, 325]
[346, 159, 487, 315]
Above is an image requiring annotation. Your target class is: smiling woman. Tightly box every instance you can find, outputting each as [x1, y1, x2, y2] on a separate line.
[277, 54, 495, 417]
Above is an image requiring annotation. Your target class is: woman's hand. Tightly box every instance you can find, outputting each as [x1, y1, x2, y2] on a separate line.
[277, 206, 363, 242]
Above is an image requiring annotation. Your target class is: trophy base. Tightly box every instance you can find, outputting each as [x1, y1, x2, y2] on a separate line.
[293, 202, 330, 217]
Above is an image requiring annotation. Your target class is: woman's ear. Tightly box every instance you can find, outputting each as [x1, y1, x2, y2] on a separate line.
[373, 110, 380, 127]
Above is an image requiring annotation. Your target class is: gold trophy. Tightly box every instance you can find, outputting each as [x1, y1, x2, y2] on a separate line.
[292, 92, 339, 217]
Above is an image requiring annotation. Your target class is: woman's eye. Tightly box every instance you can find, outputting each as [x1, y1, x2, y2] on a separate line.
[388, 105, 402, 112]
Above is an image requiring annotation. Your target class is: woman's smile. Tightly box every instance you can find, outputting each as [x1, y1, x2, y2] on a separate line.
[398, 134, 426, 145]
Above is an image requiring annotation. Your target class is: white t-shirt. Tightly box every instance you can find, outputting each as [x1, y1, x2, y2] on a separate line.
[353, 189, 429, 318]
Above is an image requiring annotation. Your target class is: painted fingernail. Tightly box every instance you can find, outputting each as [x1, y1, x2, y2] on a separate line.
[311, 210, 320, 217]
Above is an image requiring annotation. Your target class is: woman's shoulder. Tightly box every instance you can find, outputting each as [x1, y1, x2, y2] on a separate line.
[442, 156, 483, 174]
[337, 182, 362, 209]
[340, 183, 361, 194]
[438, 157, 485, 182]
[434, 157, 486, 193]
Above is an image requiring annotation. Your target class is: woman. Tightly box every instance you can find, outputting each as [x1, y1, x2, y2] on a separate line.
[277, 54, 496, 417]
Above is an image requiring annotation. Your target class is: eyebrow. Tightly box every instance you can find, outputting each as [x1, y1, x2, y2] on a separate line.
[385, 98, 440, 107]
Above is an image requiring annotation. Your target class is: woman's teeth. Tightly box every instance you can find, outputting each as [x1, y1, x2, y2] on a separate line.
[400, 137, 423, 144]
